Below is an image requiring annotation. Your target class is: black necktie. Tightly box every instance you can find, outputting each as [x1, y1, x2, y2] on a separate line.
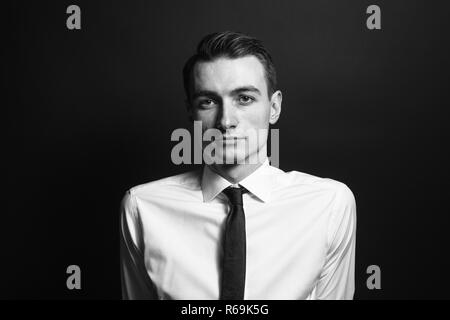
[220, 187, 246, 300]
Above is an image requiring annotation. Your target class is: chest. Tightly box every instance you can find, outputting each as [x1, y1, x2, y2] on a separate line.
[137, 197, 331, 299]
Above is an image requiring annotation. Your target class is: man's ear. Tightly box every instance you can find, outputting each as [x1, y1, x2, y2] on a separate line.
[269, 90, 282, 125]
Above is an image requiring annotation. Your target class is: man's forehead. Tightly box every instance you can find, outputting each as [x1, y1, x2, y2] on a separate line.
[192, 56, 266, 94]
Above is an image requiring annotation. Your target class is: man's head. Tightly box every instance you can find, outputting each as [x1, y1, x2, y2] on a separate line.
[183, 31, 282, 165]
[183, 31, 278, 101]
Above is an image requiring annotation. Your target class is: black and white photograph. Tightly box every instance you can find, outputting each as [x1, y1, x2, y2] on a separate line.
[4, 0, 450, 304]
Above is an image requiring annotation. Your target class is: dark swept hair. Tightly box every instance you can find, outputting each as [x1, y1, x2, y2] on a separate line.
[182, 31, 277, 101]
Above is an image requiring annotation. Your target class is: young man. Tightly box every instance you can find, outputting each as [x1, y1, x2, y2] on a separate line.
[120, 31, 357, 300]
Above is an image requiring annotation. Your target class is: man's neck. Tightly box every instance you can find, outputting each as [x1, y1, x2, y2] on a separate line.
[209, 156, 267, 184]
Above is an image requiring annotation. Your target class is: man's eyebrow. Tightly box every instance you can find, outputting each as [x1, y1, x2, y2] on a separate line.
[192, 90, 219, 100]
[192, 86, 262, 100]
[230, 86, 261, 96]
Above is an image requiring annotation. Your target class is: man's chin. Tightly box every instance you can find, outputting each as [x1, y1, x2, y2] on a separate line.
[207, 153, 261, 165]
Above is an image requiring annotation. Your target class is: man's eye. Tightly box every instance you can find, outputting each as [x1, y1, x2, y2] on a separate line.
[238, 95, 254, 105]
[198, 99, 216, 108]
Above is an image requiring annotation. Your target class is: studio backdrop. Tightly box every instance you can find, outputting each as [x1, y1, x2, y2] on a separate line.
[5, 0, 450, 299]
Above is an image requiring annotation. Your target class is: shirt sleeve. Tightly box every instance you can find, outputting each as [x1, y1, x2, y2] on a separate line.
[120, 190, 159, 300]
[309, 182, 357, 300]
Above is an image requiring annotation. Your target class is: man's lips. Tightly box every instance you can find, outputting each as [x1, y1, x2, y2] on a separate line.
[216, 136, 246, 141]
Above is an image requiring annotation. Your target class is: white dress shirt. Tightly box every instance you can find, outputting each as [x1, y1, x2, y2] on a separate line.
[120, 160, 357, 300]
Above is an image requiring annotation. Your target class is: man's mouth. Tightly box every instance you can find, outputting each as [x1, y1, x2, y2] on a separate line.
[218, 136, 246, 141]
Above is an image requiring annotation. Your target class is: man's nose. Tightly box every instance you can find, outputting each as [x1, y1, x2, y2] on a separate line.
[216, 99, 238, 132]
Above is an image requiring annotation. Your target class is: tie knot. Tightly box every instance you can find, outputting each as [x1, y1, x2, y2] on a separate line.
[223, 187, 245, 207]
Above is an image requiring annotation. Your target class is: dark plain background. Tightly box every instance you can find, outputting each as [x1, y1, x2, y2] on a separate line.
[4, 0, 450, 299]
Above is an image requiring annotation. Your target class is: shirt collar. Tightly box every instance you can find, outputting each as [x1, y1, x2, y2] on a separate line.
[201, 159, 273, 203]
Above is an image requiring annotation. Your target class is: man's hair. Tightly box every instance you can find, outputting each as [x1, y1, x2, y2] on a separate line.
[183, 31, 277, 101]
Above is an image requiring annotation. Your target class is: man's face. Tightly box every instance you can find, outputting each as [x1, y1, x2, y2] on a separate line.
[188, 56, 281, 165]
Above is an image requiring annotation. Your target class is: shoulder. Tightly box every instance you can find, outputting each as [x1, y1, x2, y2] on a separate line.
[274, 168, 357, 245]
[124, 169, 202, 203]
[272, 166, 356, 202]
